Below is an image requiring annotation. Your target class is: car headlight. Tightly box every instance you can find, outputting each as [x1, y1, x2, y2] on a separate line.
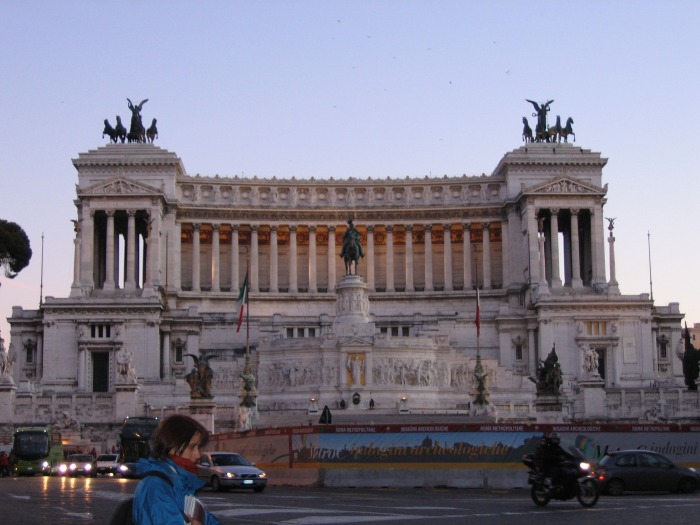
[41, 461, 50, 469]
[258, 472, 267, 479]
[119, 464, 128, 472]
[84, 464, 92, 471]
[58, 464, 68, 474]
[225, 472, 237, 478]
[69, 463, 77, 471]
[579, 462, 590, 471]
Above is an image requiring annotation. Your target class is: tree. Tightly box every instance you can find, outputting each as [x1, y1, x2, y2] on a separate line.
[0, 219, 32, 285]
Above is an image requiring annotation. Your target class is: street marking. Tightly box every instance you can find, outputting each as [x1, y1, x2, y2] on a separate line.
[6, 493, 31, 500]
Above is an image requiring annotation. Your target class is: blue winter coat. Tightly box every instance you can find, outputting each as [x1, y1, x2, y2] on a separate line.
[132, 457, 221, 525]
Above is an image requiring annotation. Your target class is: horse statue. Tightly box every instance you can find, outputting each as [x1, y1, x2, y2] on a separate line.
[559, 117, 575, 143]
[114, 116, 127, 143]
[102, 119, 117, 143]
[146, 118, 158, 143]
[340, 219, 364, 275]
[548, 115, 562, 143]
[522, 117, 533, 143]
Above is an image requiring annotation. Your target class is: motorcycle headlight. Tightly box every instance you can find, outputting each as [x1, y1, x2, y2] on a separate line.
[579, 462, 591, 470]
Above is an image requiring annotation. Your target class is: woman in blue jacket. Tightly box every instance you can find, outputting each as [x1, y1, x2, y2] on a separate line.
[132, 414, 220, 525]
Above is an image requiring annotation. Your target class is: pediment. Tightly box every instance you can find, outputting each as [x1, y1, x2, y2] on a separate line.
[79, 178, 161, 196]
[525, 177, 604, 196]
[337, 336, 374, 347]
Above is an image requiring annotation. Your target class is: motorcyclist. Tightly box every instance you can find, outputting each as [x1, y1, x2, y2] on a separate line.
[535, 432, 573, 488]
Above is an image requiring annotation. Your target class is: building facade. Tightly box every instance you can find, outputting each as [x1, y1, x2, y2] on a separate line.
[3, 142, 693, 448]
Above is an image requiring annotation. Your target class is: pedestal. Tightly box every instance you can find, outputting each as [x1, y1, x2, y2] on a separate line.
[534, 395, 566, 423]
[0, 381, 17, 422]
[115, 383, 139, 422]
[579, 379, 607, 418]
[188, 399, 216, 434]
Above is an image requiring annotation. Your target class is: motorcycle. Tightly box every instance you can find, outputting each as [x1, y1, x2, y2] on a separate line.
[522, 449, 600, 508]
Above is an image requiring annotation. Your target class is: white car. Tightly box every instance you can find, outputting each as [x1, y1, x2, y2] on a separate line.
[197, 452, 267, 492]
[95, 454, 120, 476]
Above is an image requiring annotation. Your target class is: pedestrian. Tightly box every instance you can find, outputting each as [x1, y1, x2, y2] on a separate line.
[91, 447, 97, 458]
[131, 414, 220, 525]
[0, 451, 9, 477]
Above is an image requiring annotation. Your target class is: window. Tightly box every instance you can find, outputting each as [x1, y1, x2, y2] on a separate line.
[25, 340, 36, 364]
[286, 328, 294, 338]
[90, 324, 111, 338]
[586, 322, 607, 336]
[515, 343, 523, 361]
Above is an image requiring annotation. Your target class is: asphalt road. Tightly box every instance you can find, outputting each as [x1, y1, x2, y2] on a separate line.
[3, 475, 700, 524]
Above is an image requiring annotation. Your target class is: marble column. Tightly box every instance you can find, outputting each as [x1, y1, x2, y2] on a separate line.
[482, 223, 492, 290]
[192, 224, 201, 292]
[386, 225, 394, 292]
[173, 221, 182, 290]
[289, 226, 298, 292]
[501, 219, 513, 289]
[230, 225, 240, 291]
[162, 330, 171, 380]
[424, 225, 434, 291]
[443, 224, 453, 291]
[70, 232, 81, 295]
[608, 221, 620, 294]
[270, 226, 279, 292]
[104, 211, 116, 290]
[211, 224, 220, 292]
[550, 209, 562, 288]
[77, 345, 86, 391]
[327, 226, 336, 292]
[538, 228, 550, 295]
[570, 210, 583, 288]
[309, 226, 317, 293]
[251, 225, 259, 293]
[463, 224, 472, 290]
[79, 209, 95, 290]
[591, 204, 606, 287]
[405, 225, 414, 292]
[366, 226, 375, 290]
[125, 210, 137, 290]
[527, 206, 540, 286]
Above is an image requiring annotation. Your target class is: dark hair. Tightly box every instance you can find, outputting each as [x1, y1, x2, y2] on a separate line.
[150, 414, 209, 459]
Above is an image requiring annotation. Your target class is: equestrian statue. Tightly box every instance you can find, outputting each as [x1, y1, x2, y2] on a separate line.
[340, 218, 364, 275]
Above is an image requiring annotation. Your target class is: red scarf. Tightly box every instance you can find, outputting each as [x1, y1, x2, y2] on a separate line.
[168, 453, 198, 475]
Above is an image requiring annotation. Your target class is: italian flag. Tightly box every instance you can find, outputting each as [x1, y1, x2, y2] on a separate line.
[235, 271, 249, 333]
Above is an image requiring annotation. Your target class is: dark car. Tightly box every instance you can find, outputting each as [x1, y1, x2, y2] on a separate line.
[64, 454, 97, 477]
[593, 450, 699, 495]
[197, 452, 267, 492]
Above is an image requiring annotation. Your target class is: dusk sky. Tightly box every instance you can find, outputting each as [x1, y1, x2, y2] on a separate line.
[2, 1, 699, 347]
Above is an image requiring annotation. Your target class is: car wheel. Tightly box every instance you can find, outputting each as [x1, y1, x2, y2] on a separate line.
[677, 477, 698, 493]
[606, 479, 625, 496]
[211, 476, 222, 492]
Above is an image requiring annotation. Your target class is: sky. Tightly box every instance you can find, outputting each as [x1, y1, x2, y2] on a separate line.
[1, 1, 699, 346]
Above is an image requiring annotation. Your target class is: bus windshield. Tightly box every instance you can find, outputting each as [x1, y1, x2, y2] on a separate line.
[119, 417, 159, 463]
[13, 431, 50, 460]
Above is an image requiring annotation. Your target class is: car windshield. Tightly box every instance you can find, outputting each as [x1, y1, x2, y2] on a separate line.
[598, 455, 614, 466]
[212, 454, 251, 467]
[97, 454, 117, 461]
[70, 455, 93, 462]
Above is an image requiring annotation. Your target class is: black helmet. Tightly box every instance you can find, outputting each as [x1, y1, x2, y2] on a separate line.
[548, 432, 560, 444]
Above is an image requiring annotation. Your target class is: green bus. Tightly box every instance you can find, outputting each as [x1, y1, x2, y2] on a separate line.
[118, 416, 160, 478]
[11, 427, 64, 476]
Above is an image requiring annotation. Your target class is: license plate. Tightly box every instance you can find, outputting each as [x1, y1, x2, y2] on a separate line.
[243, 480, 253, 485]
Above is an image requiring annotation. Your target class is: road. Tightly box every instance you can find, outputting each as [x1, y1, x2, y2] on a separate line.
[2, 476, 700, 524]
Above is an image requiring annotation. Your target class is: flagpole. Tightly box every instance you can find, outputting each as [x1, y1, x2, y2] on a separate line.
[245, 259, 250, 356]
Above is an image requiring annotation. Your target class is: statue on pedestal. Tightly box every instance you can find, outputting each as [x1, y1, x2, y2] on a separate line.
[340, 219, 364, 275]
[185, 352, 215, 398]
